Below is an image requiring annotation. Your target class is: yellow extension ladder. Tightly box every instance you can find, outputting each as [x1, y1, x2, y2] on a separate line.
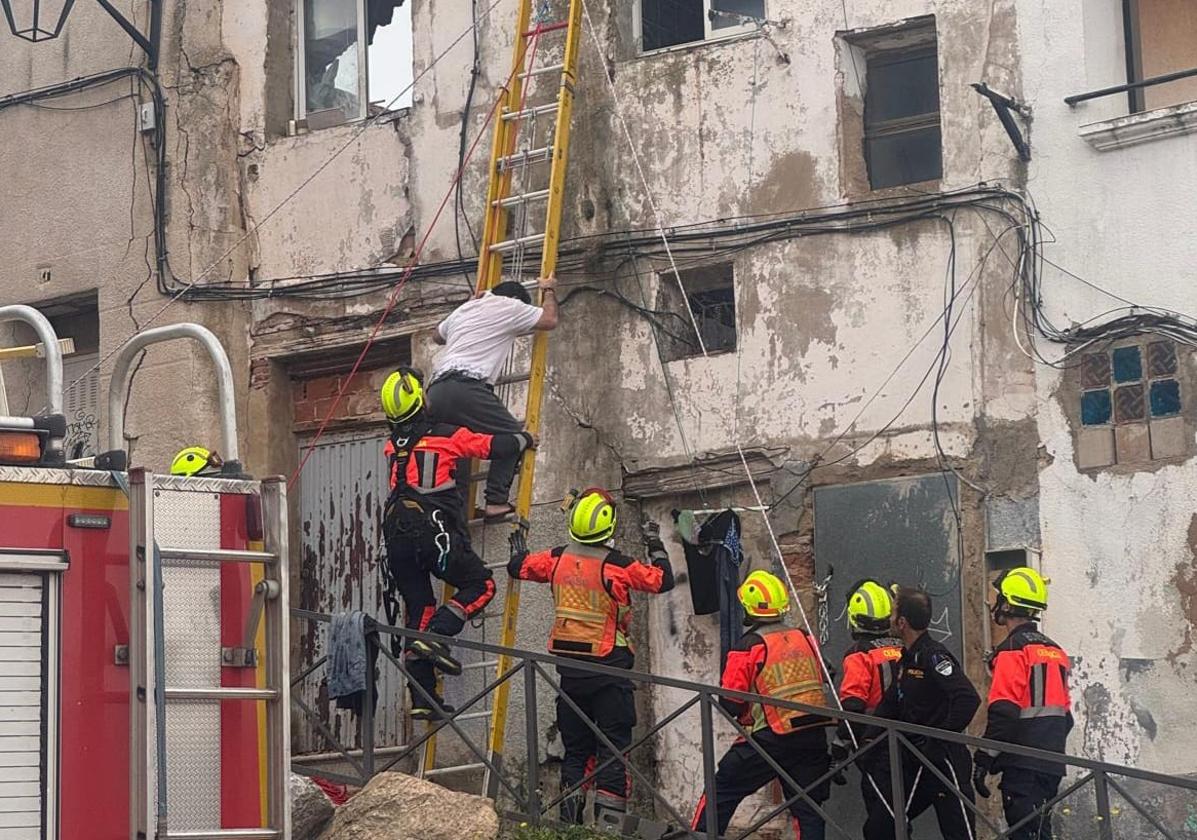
[418, 0, 583, 797]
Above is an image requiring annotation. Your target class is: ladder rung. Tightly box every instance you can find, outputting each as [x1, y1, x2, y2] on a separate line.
[164, 687, 279, 701]
[165, 831, 282, 840]
[489, 233, 546, 254]
[494, 189, 550, 208]
[521, 63, 564, 80]
[494, 371, 532, 386]
[497, 147, 552, 171]
[158, 548, 276, 566]
[523, 20, 569, 36]
[425, 762, 486, 778]
[486, 560, 509, 570]
[454, 710, 494, 723]
[502, 102, 561, 122]
[468, 512, 517, 528]
[461, 658, 500, 672]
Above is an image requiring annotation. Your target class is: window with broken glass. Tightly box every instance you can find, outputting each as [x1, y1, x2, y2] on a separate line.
[1078, 339, 1186, 465]
[656, 263, 737, 362]
[635, 0, 765, 53]
[298, 0, 413, 127]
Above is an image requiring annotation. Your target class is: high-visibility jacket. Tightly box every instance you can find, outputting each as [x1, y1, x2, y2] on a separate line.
[721, 624, 831, 736]
[383, 421, 528, 513]
[510, 542, 673, 661]
[983, 623, 1073, 774]
[839, 635, 904, 714]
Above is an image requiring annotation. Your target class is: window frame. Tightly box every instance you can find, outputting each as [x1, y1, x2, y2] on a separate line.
[861, 41, 942, 190]
[656, 262, 738, 362]
[295, 0, 371, 125]
[632, 0, 764, 56]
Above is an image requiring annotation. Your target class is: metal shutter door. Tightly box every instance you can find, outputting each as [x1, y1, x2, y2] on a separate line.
[0, 572, 43, 840]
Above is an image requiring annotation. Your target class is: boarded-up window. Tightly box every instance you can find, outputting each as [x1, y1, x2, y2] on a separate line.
[1125, 0, 1197, 111]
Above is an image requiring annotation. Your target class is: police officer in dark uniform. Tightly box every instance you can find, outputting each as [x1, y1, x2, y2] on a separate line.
[876, 587, 981, 840]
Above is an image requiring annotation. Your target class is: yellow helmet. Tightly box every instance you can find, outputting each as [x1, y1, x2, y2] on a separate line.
[738, 570, 790, 619]
[847, 579, 894, 634]
[171, 446, 221, 477]
[380, 369, 424, 423]
[993, 566, 1049, 616]
[568, 488, 617, 544]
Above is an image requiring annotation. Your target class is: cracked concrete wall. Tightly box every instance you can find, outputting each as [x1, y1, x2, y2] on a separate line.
[1018, 0, 1197, 786]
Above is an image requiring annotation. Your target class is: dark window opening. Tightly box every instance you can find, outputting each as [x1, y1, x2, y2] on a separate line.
[863, 42, 942, 189]
[657, 263, 737, 361]
[638, 0, 764, 52]
[1122, 0, 1197, 112]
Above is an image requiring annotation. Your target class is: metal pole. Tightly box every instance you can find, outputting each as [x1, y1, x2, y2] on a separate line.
[523, 664, 541, 825]
[362, 634, 376, 780]
[888, 729, 909, 840]
[699, 693, 719, 840]
[1093, 770, 1115, 840]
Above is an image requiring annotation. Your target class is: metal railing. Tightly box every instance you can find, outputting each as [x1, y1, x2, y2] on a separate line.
[290, 609, 1197, 839]
[1065, 66, 1197, 106]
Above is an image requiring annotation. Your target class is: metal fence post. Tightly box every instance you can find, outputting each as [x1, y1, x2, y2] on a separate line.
[1093, 770, 1115, 840]
[888, 729, 909, 840]
[699, 693, 719, 839]
[362, 635, 376, 781]
[524, 662, 541, 825]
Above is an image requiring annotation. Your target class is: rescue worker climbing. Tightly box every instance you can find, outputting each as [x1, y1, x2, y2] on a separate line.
[974, 567, 1072, 840]
[832, 579, 903, 840]
[380, 368, 534, 720]
[507, 488, 674, 826]
[691, 570, 834, 840]
[875, 586, 981, 840]
[170, 446, 223, 477]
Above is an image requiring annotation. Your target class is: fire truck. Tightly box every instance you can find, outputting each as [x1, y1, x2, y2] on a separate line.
[0, 305, 290, 839]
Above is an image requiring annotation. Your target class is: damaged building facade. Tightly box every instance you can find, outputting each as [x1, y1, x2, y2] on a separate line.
[1, 0, 1195, 832]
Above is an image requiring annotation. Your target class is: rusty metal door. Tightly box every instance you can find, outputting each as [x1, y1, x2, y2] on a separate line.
[294, 429, 406, 755]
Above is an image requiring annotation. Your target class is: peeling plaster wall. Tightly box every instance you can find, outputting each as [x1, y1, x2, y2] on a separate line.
[1019, 0, 1197, 778]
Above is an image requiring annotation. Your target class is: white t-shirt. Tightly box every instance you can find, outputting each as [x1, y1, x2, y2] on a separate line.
[432, 293, 544, 384]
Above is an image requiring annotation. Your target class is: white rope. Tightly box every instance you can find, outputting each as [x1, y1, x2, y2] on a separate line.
[577, 0, 897, 820]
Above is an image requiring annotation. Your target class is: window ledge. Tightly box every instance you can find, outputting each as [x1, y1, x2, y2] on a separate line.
[631, 29, 760, 62]
[1079, 100, 1197, 151]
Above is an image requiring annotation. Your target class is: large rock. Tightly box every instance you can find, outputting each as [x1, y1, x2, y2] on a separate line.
[319, 771, 500, 840]
[292, 774, 336, 840]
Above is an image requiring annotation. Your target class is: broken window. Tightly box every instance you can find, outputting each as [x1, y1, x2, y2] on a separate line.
[656, 263, 737, 362]
[1123, 0, 1197, 112]
[861, 33, 942, 189]
[636, 0, 765, 53]
[1076, 339, 1187, 468]
[298, 0, 413, 127]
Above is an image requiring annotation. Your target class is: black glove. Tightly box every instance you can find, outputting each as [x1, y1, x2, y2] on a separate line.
[508, 528, 528, 565]
[972, 751, 994, 799]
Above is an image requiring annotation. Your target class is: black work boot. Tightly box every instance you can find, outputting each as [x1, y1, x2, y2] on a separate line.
[409, 638, 463, 675]
[410, 693, 457, 722]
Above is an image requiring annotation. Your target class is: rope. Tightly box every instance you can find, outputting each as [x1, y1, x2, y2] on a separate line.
[577, 0, 898, 818]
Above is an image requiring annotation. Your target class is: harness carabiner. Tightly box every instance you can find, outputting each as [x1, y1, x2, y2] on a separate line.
[431, 509, 451, 574]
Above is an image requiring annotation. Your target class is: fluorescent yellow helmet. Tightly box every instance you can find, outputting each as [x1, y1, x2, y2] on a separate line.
[847, 579, 894, 633]
[380, 369, 424, 423]
[171, 446, 220, 477]
[994, 566, 1049, 615]
[568, 488, 617, 544]
[738, 570, 790, 619]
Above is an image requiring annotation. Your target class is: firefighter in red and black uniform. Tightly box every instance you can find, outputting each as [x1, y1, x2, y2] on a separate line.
[875, 586, 981, 840]
[507, 488, 674, 826]
[380, 369, 533, 720]
[974, 567, 1072, 840]
[691, 570, 834, 840]
[832, 580, 903, 840]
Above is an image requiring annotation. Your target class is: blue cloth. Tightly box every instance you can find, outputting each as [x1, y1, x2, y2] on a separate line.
[328, 611, 367, 704]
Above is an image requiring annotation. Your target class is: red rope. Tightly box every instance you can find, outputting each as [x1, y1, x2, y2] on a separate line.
[289, 26, 551, 488]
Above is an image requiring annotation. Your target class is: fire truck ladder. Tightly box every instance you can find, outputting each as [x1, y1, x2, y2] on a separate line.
[418, 0, 582, 797]
[115, 325, 291, 839]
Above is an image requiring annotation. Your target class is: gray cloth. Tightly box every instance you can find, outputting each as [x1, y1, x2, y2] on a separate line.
[426, 374, 524, 506]
[328, 611, 367, 702]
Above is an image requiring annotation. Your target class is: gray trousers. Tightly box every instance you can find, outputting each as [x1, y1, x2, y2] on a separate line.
[426, 374, 523, 506]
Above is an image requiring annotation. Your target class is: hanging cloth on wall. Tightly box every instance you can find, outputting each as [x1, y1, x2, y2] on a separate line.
[674, 509, 745, 667]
